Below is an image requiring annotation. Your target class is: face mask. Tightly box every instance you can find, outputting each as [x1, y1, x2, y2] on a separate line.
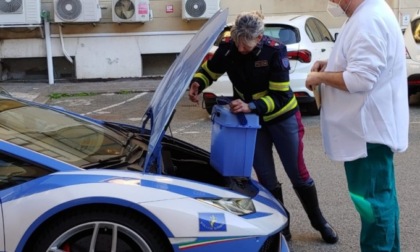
[327, 1, 345, 18]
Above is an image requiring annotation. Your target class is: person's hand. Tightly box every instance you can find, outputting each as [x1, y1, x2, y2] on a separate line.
[306, 60, 327, 91]
[229, 99, 251, 113]
[311, 60, 328, 72]
[188, 82, 200, 104]
[306, 72, 321, 91]
[306, 72, 318, 91]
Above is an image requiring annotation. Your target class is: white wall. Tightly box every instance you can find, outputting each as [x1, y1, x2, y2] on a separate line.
[49, 31, 195, 78]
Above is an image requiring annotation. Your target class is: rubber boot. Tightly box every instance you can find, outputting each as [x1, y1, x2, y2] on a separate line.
[269, 183, 291, 241]
[294, 184, 339, 244]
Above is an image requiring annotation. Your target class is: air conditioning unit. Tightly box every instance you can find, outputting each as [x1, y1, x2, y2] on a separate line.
[54, 0, 101, 23]
[182, 0, 220, 20]
[0, 0, 41, 25]
[112, 0, 151, 23]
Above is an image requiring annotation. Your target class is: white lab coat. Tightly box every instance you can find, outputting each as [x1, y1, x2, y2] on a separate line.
[321, 0, 409, 161]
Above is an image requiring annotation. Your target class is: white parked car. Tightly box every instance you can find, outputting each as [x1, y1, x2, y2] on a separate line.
[405, 9, 420, 97]
[202, 14, 335, 115]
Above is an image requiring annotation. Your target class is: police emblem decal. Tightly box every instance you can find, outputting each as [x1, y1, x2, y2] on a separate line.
[282, 57, 290, 68]
[199, 213, 227, 232]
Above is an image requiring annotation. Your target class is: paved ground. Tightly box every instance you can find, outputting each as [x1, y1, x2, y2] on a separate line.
[1, 79, 419, 252]
[0, 78, 162, 104]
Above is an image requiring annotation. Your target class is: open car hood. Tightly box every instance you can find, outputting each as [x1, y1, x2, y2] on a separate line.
[142, 9, 228, 172]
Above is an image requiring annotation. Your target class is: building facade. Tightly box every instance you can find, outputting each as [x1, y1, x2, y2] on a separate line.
[0, 0, 418, 82]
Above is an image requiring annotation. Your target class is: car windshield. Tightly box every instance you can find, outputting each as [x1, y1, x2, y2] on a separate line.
[412, 18, 420, 43]
[0, 98, 129, 167]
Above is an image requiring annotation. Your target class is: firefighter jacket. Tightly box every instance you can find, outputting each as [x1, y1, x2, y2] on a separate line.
[192, 35, 298, 123]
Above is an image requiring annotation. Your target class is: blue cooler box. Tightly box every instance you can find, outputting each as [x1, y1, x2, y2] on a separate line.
[210, 105, 260, 177]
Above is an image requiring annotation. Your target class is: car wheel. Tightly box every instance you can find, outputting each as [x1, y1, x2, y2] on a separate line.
[304, 102, 320, 116]
[28, 206, 171, 252]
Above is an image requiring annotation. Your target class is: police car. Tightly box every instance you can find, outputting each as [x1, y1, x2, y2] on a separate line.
[202, 15, 335, 115]
[0, 9, 289, 252]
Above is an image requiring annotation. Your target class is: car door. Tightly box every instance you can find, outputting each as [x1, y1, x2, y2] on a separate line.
[304, 17, 335, 62]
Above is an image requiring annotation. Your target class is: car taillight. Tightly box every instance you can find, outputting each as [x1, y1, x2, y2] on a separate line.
[408, 80, 420, 85]
[294, 92, 310, 97]
[203, 92, 217, 100]
[287, 50, 312, 63]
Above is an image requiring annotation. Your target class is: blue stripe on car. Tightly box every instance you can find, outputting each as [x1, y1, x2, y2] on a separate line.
[0, 173, 283, 218]
[0, 174, 222, 203]
[0, 140, 81, 172]
[0, 174, 115, 203]
[241, 212, 272, 219]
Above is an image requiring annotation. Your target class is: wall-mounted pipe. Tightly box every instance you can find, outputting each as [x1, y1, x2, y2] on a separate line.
[58, 25, 73, 64]
[398, 0, 401, 25]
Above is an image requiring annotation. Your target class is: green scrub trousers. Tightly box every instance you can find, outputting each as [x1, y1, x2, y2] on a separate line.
[344, 143, 400, 252]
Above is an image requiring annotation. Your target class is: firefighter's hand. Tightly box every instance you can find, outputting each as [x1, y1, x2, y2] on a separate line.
[188, 82, 200, 104]
[229, 99, 251, 113]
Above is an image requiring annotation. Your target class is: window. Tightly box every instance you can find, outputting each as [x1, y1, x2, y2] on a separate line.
[314, 19, 334, 42]
[214, 25, 300, 46]
[0, 99, 128, 167]
[305, 18, 333, 42]
[265, 25, 299, 45]
[0, 153, 50, 190]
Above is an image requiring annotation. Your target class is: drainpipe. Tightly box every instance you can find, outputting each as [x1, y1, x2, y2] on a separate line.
[398, 0, 401, 26]
[42, 11, 54, 85]
[58, 25, 73, 64]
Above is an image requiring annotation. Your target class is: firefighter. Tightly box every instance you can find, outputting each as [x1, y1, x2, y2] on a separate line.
[189, 11, 338, 244]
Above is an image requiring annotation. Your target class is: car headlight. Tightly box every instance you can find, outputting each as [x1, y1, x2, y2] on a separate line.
[197, 198, 256, 216]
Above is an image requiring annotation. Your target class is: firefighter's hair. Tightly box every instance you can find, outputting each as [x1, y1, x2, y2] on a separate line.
[230, 11, 264, 46]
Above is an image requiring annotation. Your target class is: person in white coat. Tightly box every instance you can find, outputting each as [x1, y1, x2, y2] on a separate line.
[305, 0, 409, 251]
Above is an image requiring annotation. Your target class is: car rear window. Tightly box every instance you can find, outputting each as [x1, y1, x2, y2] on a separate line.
[412, 18, 420, 43]
[214, 25, 299, 46]
[264, 25, 299, 45]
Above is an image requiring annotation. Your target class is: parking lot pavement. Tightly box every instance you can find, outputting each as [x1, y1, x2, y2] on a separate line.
[1, 79, 420, 252]
[0, 78, 161, 103]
